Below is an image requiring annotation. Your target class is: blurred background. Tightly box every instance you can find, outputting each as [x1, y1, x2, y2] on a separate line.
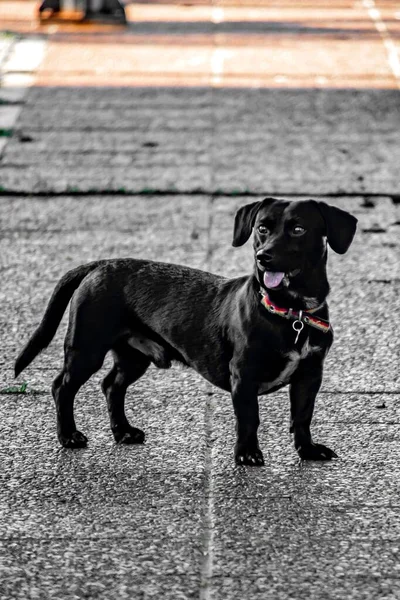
[0, 0, 399, 195]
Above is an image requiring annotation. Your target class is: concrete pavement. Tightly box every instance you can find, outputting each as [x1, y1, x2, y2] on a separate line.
[1, 1, 400, 599]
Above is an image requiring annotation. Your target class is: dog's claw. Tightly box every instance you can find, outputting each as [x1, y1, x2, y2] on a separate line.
[298, 443, 337, 461]
[235, 446, 265, 467]
[60, 430, 88, 448]
[115, 427, 145, 445]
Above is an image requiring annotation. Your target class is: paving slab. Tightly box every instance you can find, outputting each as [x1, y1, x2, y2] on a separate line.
[2, 365, 207, 461]
[209, 195, 400, 392]
[3, 37, 47, 74]
[0, 83, 28, 104]
[0, 137, 7, 157]
[0, 194, 210, 373]
[0, 194, 209, 233]
[0, 88, 399, 194]
[0, 547, 202, 600]
[0, 105, 20, 129]
[211, 89, 400, 195]
[1, 363, 207, 597]
[208, 575, 400, 600]
[210, 394, 400, 489]
[0, 36, 14, 67]
[206, 394, 400, 598]
[0, 73, 36, 96]
[0, 87, 214, 192]
[0, 194, 209, 281]
[211, 499, 400, 574]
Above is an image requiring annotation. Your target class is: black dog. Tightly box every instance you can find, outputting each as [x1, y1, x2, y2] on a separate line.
[15, 198, 357, 466]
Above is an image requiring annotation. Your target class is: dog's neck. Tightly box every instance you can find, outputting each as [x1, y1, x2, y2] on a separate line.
[253, 258, 330, 312]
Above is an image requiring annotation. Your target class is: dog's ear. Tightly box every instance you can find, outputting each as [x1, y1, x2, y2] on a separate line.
[317, 202, 358, 254]
[232, 198, 276, 247]
[232, 201, 262, 247]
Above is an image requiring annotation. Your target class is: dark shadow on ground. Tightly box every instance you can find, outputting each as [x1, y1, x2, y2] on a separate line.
[0, 85, 399, 196]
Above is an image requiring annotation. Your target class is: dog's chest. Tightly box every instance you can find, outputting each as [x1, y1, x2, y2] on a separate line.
[258, 339, 321, 394]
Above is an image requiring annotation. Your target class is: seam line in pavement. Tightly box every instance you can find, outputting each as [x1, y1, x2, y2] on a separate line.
[3, 533, 400, 541]
[2, 382, 398, 396]
[199, 392, 215, 600]
[0, 190, 398, 200]
[0, 35, 19, 74]
[0, 36, 17, 79]
[363, 0, 400, 89]
[199, 192, 217, 598]
[204, 193, 217, 271]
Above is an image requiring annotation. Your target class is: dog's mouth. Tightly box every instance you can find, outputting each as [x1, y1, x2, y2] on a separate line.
[258, 268, 301, 290]
[263, 271, 285, 289]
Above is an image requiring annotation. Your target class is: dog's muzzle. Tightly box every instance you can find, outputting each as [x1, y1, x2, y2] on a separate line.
[256, 251, 286, 289]
[256, 250, 274, 269]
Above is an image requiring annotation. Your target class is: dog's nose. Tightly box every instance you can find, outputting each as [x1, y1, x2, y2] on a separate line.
[256, 251, 274, 266]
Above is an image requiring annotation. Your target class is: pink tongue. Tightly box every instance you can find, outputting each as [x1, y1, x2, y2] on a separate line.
[263, 271, 285, 289]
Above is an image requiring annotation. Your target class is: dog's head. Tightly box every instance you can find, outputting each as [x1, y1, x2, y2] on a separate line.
[232, 197, 358, 306]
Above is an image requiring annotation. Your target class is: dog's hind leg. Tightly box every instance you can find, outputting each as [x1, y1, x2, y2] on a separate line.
[101, 342, 151, 444]
[52, 348, 106, 448]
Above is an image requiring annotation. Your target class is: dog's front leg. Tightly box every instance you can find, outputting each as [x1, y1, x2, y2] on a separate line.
[290, 358, 337, 461]
[230, 361, 264, 466]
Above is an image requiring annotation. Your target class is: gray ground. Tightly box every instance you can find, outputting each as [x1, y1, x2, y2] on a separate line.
[0, 82, 400, 599]
[0, 87, 399, 195]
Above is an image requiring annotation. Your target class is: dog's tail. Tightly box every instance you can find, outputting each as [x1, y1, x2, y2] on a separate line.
[14, 261, 106, 378]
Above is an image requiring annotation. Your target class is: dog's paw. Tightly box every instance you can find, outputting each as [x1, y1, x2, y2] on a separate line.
[235, 445, 265, 466]
[114, 426, 145, 445]
[60, 430, 88, 449]
[297, 443, 338, 461]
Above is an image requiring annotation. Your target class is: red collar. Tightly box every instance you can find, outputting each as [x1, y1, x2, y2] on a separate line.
[260, 291, 331, 334]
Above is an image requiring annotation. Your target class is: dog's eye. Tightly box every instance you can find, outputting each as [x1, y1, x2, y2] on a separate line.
[292, 225, 305, 236]
[257, 224, 269, 235]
